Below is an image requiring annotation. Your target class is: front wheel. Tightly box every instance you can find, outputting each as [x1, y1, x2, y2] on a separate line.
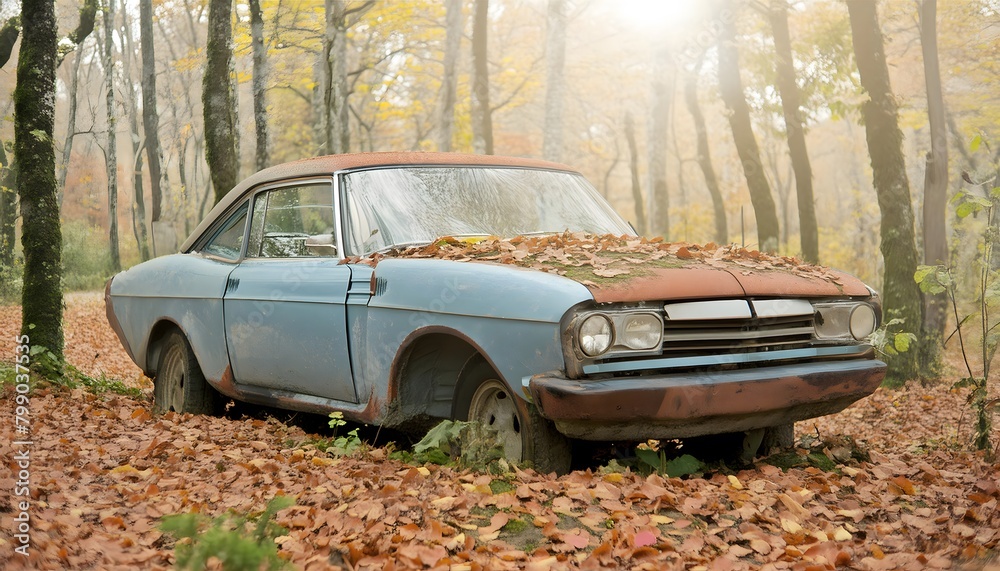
[154, 330, 218, 415]
[454, 362, 571, 474]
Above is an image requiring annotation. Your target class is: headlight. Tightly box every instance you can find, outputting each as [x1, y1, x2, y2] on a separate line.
[579, 314, 613, 356]
[575, 311, 663, 358]
[619, 314, 662, 350]
[849, 304, 877, 339]
[814, 302, 877, 341]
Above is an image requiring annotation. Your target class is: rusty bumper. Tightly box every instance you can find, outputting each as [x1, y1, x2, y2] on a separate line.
[528, 359, 887, 441]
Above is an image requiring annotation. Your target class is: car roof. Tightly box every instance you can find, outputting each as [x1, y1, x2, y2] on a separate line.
[180, 152, 578, 253]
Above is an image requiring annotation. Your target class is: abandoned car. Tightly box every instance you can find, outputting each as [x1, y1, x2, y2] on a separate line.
[105, 152, 887, 473]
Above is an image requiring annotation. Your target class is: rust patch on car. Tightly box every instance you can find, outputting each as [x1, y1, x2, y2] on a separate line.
[212, 365, 239, 400]
[587, 266, 745, 303]
[728, 268, 869, 297]
[529, 358, 886, 438]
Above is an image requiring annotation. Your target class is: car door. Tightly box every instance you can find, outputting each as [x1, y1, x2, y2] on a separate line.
[223, 180, 357, 403]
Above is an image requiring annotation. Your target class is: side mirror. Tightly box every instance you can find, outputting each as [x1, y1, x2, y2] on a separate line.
[304, 233, 338, 257]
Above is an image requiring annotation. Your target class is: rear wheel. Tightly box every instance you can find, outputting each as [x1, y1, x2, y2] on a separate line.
[154, 331, 218, 415]
[455, 362, 571, 474]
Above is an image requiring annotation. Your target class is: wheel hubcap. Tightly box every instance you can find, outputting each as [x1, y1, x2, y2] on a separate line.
[468, 379, 523, 461]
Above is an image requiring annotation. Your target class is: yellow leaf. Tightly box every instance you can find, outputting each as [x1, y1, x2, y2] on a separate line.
[778, 493, 811, 519]
[781, 518, 802, 534]
[311, 456, 334, 467]
[727, 475, 744, 490]
[603, 473, 624, 484]
[417, 466, 431, 476]
[110, 464, 138, 475]
[833, 527, 852, 541]
[650, 514, 674, 525]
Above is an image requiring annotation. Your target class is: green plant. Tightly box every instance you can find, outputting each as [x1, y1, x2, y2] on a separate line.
[411, 419, 506, 470]
[160, 495, 294, 571]
[869, 317, 917, 358]
[915, 187, 1000, 456]
[325, 412, 364, 456]
[635, 447, 703, 478]
[71, 368, 145, 399]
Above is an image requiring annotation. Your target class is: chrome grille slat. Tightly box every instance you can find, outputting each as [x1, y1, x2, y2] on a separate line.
[659, 313, 815, 356]
[662, 325, 815, 343]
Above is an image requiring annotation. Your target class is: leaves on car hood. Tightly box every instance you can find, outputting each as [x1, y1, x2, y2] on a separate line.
[343, 232, 855, 292]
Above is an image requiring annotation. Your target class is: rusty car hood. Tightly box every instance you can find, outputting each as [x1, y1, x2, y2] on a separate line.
[347, 234, 873, 303]
[585, 264, 869, 303]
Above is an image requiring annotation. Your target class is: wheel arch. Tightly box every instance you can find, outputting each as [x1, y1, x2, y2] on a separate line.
[144, 318, 185, 378]
[388, 327, 510, 429]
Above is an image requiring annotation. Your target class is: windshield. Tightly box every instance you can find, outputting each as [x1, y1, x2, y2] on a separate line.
[342, 166, 634, 254]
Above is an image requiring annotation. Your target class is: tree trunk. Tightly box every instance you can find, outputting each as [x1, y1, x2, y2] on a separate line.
[56, 0, 97, 209]
[120, 9, 151, 262]
[103, 0, 121, 272]
[0, 143, 16, 268]
[57, 45, 84, 209]
[139, 0, 165, 233]
[0, 17, 18, 268]
[320, 0, 351, 154]
[204, 0, 238, 203]
[472, 0, 493, 154]
[0, 17, 20, 69]
[16, 0, 64, 368]
[847, 0, 923, 383]
[437, 0, 462, 152]
[919, 0, 948, 357]
[684, 60, 727, 244]
[717, 3, 780, 253]
[769, 0, 818, 263]
[624, 113, 647, 236]
[648, 45, 671, 238]
[542, 0, 566, 162]
[249, 0, 269, 170]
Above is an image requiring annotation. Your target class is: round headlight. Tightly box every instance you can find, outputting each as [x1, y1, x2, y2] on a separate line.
[850, 304, 876, 340]
[579, 314, 613, 357]
[619, 314, 662, 350]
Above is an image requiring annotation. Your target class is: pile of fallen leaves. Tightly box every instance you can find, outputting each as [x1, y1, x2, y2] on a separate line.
[0, 291, 144, 383]
[342, 233, 848, 287]
[1, 295, 998, 570]
[0, 382, 998, 570]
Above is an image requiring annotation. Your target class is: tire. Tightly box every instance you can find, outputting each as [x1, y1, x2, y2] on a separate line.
[153, 331, 218, 415]
[454, 361, 572, 474]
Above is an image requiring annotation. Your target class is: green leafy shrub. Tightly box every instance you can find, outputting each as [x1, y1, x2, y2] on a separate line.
[323, 412, 365, 456]
[915, 187, 1000, 456]
[160, 495, 294, 571]
[635, 448, 704, 478]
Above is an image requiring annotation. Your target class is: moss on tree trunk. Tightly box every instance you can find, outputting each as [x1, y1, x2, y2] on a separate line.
[15, 0, 63, 370]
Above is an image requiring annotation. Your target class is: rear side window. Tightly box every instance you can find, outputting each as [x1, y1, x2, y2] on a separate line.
[201, 204, 248, 260]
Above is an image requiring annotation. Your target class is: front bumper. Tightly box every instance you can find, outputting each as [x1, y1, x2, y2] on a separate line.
[527, 358, 886, 440]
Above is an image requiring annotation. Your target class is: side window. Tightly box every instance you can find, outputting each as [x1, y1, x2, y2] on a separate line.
[201, 204, 248, 260]
[246, 184, 337, 258]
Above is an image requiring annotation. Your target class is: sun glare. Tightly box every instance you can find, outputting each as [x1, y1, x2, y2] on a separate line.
[611, 0, 702, 33]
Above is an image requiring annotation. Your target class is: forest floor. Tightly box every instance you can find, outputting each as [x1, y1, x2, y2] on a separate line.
[0, 292, 998, 570]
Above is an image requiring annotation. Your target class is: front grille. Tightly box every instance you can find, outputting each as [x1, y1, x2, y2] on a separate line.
[660, 314, 815, 357]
